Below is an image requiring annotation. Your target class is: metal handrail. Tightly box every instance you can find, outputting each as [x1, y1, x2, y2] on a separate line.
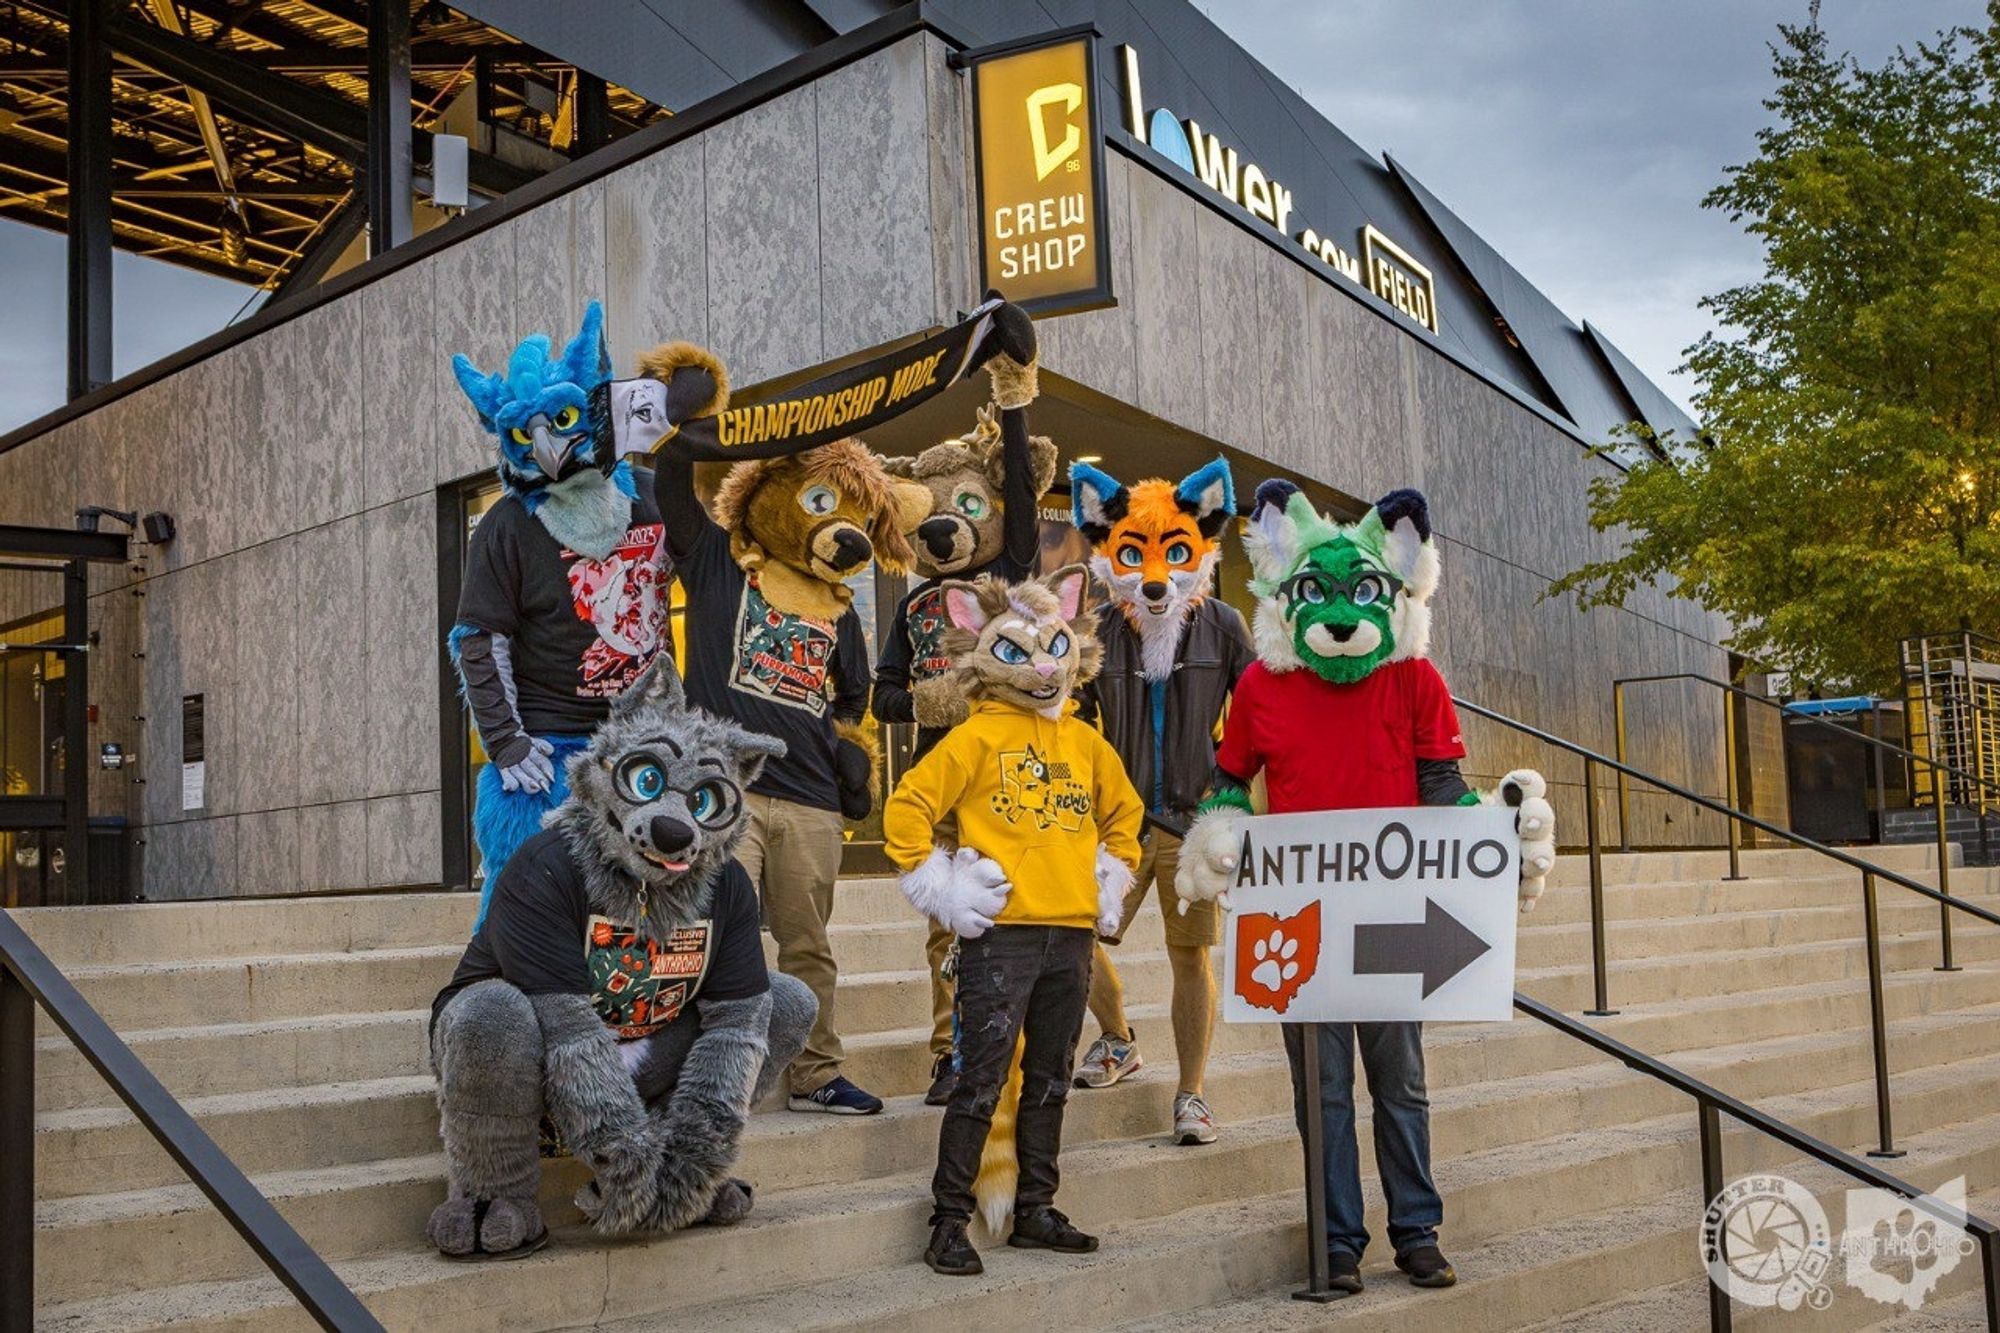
[1614, 670, 1998, 970]
[1514, 993, 2000, 1330]
[1455, 694, 2000, 1160]
[0, 910, 382, 1331]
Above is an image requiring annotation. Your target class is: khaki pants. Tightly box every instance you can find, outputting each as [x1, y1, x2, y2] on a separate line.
[736, 793, 846, 1095]
[1107, 831, 1221, 949]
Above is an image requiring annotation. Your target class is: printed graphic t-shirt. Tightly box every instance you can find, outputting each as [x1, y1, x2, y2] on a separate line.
[431, 828, 768, 1038]
[676, 522, 868, 812]
[1215, 657, 1466, 812]
[454, 479, 671, 735]
[877, 549, 1032, 763]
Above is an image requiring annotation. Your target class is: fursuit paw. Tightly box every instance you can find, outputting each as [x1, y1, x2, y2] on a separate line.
[1490, 769, 1556, 914]
[1094, 843, 1134, 938]
[698, 1177, 755, 1227]
[427, 1195, 546, 1260]
[911, 675, 972, 731]
[493, 735, 556, 795]
[571, 1134, 662, 1236]
[900, 845, 1012, 938]
[1175, 811, 1243, 914]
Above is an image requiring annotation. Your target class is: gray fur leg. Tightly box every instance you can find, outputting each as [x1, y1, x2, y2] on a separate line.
[428, 980, 548, 1256]
[533, 992, 660, 1235]
[700, 1178, 755, 1226]
[641, 990, 773, 1231]
[758, 972, 817, 1106]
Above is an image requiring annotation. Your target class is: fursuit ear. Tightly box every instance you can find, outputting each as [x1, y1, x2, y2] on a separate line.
[450, 355, 503, 431]
[557, 301, 608, 389]
[1372, 488, 1431, 585]
[941, 580, 990, 632]
[1069, 461, 1127, 545]
[879, 453, 917, 480]
[1243, 478, 1304, 582]
[611, 655, 686, 717]
[1046, 564, 1090, 621]
[1175, 457, 1237, 540]
[722, 726, 788, 789]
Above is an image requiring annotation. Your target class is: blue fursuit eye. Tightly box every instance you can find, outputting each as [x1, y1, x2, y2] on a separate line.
[1351, 575, 1386, 607]
[1048, 631, 1070, 657]
[615, 756, 669, 804]
[688, 780, 734, 826]
[992, 638, 1031, 665]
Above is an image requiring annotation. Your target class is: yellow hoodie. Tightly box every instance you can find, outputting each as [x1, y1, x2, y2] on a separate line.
[884, 699, 1144, 929]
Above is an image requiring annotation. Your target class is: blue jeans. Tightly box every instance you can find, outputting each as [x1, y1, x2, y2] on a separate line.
[1281, 1021, 1443, 1261]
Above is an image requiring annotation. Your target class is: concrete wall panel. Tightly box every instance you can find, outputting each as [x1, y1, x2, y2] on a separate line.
[703, 85, 823, 386]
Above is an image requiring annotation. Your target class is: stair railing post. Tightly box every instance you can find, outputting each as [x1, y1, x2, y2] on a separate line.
[1614, 681, 1633, 851]
[1861, 871, 1904, 1159]
[1936, 763, 1960, 972]
[1584, 755, 1616, 1016]
[1722, 688, 1746, 881]
[1292, 1022, 1339, 1303]
[1, 964, 33, 1333]
[1699, 1100, 1733, 1332]
[1978, 1227, 1999, 1333]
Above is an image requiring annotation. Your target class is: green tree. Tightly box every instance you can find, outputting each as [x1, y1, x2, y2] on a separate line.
[1552, 4, 2000, 692]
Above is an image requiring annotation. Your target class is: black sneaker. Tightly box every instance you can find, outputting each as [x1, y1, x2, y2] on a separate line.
[1327, 1250, 1364, 1295]
[1008, 1206, 1098, 1253]
[925, 1219, 983, 1276]
[924, 1052, 957, 1107]
[1396, 1244, 1456, 1288]
[788, 1075, 884, 1115]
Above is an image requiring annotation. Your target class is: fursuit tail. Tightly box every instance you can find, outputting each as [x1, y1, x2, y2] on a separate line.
[974, 1032, 1026, 1235]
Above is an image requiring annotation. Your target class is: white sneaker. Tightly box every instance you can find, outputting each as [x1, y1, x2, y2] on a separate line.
[1072, 1031, 1142, 1089]
[1174, 1091, 1218, 1145]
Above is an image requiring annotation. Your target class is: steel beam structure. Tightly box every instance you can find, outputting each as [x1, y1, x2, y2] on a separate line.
[366, 0, 413, 254]
[65, 0, 114, 400]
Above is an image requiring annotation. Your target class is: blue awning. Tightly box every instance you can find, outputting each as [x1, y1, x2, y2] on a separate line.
[1782, 696, 1878, 716]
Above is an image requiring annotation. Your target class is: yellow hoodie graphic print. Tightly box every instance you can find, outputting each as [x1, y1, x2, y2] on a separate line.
[884, 699, 1143, 929]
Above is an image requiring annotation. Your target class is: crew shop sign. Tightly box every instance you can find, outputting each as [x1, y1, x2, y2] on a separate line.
[965, 27, 1115, 315]
[1222, 806, 1519, 1024]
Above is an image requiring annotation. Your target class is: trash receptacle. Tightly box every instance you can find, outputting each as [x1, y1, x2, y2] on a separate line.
[86, 815, 132, 905]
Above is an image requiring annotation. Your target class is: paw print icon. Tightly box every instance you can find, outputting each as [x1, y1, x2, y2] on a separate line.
[1232, 901, 1321, 1015]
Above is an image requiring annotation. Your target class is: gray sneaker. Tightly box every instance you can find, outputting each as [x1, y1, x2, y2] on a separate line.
[1073, 1030, 1141, 1089]
[1173, 1091, 1218, 1144]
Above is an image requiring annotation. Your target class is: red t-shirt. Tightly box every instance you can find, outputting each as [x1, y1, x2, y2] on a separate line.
[1214, 658, 1466, 812]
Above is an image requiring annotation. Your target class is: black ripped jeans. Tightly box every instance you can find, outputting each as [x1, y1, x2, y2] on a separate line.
[931, 924, 1094, 1227]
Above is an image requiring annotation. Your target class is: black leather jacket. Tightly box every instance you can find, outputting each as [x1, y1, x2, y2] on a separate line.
[1078, 598, 1256, 820]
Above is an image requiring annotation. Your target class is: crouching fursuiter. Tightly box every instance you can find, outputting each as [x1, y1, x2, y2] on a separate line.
[1174, 484, 1556, 1293]
[425, 659, 816, 1259]
[882, 566, 1145, 1277]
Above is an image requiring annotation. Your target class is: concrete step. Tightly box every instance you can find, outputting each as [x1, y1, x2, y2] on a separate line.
[36, 984, 2000, 1310]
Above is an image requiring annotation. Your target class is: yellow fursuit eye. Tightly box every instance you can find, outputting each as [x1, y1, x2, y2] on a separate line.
[553, 405, 581, 430]
[509, 427, 533, 445]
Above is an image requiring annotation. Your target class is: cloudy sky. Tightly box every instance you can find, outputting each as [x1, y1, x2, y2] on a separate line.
[0, 0, 1986, 433]
[1204, 0, 1987, 415]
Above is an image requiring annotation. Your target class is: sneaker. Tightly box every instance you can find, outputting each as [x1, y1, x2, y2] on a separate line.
[924, 1219, 983, 1276]
[924, 1052, 957, 1107]
[1327, 1250, 1364, 1295]
[1172, 1091, 1218, 1145]
[1072, 1030, 1141, 1089]
[1396, 1244, 1457, 1288]
[788, 1075, 884, 1115]
[1008, 1206, 1098, 1253]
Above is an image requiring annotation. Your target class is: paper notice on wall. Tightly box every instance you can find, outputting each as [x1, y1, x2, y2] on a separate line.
[181, 694, 205, 812]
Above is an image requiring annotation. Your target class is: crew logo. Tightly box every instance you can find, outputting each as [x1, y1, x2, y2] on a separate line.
[989, 744, 1090, 832]
[1027, 81, 1083, 180]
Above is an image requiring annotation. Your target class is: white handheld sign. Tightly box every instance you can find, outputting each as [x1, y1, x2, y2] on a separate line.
[1221, 805, 1518, 1024]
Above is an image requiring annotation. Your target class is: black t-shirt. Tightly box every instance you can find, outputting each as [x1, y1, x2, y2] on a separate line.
[432, 828, 769, 1038]
[676, 523, 868, 811]
[454, 477, 671, 735]
[876, 550, 1033, 763]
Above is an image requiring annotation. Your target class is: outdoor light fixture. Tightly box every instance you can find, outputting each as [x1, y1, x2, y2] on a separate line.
[75, 507, 175, 545]
[1074, 454, 1102, 464]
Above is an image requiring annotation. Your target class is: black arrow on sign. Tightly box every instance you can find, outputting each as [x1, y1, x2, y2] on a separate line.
[1353, 899, 1491, 999]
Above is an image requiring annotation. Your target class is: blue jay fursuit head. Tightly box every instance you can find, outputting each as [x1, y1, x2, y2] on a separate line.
[426, 657, 816, 1260]
[448, 301, 724, 923]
